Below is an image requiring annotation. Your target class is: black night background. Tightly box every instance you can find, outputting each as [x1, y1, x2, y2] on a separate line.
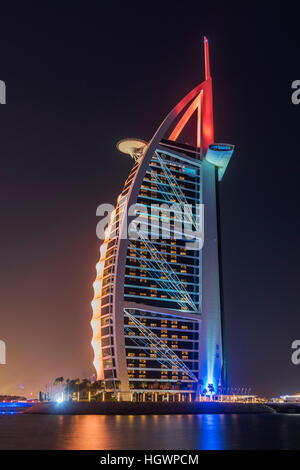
[0, 2, 299, 399]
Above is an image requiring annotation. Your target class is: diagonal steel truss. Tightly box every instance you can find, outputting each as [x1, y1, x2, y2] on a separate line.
[130, 230, 197, 312]
[124, 309, 198, 382]
[131, 256, 190, 310]
[127, 151, 200, 312]
[155, 151, 198, 230]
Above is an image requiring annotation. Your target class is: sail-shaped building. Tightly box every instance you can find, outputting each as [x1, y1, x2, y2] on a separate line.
[91, 37, 234, 401]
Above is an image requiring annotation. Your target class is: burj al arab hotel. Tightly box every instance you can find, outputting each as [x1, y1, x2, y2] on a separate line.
[91, 37, 234, 401]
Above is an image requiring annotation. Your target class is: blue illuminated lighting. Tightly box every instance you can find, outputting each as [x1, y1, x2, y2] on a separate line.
[0, 402, 33, 415]
[205, 143, 234, 180]
[198, 415, 225, 450]
[183, 167, 197, 176]
[210, 144, 232, 151]
[0, 402, 32, 408]
[54, 394, 64, 404]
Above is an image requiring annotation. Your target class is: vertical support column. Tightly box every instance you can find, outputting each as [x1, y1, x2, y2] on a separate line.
[200, 159, 223, 393]
[215, 167, 227, 389]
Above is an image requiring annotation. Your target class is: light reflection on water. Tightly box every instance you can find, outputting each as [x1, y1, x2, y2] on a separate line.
[198, 414, 225, 449]
[1, 413, 300, 450]
[0, 402, 32, 416]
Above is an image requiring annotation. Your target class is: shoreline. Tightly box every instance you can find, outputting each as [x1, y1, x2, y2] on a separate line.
[25, 401, 278, 415]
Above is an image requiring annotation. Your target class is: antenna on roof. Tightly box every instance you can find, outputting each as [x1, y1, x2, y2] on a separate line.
[204, 36, 211, 80]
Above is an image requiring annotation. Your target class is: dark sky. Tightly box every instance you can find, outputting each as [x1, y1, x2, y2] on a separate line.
[0, 3, 299, 398]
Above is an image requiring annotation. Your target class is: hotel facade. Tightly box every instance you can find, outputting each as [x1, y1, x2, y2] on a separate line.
[91, 38, 234, 401]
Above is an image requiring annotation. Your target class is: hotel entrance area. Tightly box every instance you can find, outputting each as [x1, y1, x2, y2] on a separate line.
[127, 391, 195, 402]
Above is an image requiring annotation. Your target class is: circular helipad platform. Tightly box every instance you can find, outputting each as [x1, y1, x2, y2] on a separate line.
[116, 138, 147, 162]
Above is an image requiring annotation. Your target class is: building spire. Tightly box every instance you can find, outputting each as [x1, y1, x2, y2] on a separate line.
[204, 36, 211, 80]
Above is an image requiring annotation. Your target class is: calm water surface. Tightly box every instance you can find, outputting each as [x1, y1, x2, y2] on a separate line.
[0, 414, 300, 450]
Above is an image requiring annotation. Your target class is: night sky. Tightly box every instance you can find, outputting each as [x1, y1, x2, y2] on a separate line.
[0, 3, 299, 398]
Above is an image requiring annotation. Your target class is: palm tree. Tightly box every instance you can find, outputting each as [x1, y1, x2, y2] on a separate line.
[152, 381, 159, 390]
[97, 380, 106, 401]
[74, 378, 80, 401]
[140, 382, 147, 401]
[53, 377, 64, 400]
[207, 384, 214, 401]
[89, 380, 105, 401]
[53, 377, 64, 386]
[176, 380, 182, 391]
[65, 378, 70, 400]
[86, 380, 92, 401]
[67, 379, 76, 400]
[114, 381, 121, 390]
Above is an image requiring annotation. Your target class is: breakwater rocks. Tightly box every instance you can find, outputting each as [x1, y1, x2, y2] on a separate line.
[25, 401, 275, 415]
[266, 403, 300, 414]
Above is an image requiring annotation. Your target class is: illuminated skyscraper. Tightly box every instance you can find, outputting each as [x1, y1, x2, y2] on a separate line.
[91, 37, 234, 401]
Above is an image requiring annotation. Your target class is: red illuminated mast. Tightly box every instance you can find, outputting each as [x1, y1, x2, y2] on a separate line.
[204, 35, 211, 80]
[167, 36, 214, 155]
